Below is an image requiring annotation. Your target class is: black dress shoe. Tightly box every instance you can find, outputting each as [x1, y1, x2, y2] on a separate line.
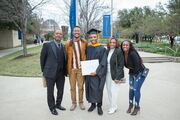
[97, 107, 103, 115]
[88, 104, 96, 112]
[50, 109, 58, 115]
[56, 106, 66, 111]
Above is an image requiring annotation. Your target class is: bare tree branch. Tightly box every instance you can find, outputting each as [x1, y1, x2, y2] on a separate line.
[31, 0, 49, 12]
[0, 0, 49, 56]
[53, 0, 70, 22]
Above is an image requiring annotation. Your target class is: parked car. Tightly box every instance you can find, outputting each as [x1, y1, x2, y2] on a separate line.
[160, 35, 169, 44]
[175, 36, 180, 45]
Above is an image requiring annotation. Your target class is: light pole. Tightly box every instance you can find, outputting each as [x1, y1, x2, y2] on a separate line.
[111, 0, 113, 37]
[76, 0, 78, 26]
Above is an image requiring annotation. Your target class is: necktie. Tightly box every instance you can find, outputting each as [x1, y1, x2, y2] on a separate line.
[58, 44, 61, 49]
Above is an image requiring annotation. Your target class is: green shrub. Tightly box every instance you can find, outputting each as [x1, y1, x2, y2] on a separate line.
[135, 42, 180, 57]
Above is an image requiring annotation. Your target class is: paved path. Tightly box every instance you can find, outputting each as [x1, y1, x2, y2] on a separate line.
[0, 62, 180, 120]
[0, 47, 180, 120]
[0, 44, 40, 58]
[0, 42, 166, 58]
[138, 51, 166, 57]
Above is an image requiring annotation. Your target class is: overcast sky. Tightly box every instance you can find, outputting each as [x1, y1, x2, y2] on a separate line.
[31, 0, 169, 26]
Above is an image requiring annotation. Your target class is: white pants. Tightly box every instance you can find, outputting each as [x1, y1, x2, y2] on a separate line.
[106, 71, 120, 110]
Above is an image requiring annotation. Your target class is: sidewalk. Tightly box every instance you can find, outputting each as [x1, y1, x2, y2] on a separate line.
[138, 51, 166, 57]
[0, 63, 180, 120]
[0, 44, 40, 58]
[0, 47, 180, 120]
[0, 45, 166, 58]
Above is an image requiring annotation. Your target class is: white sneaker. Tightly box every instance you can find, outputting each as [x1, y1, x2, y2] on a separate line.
[108, 108, 117, 114]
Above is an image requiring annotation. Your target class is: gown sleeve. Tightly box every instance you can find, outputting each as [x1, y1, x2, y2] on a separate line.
[96, 47, 107, 90]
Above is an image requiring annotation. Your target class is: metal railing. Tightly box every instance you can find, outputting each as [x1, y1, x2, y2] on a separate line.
[165, 45, 180, 57]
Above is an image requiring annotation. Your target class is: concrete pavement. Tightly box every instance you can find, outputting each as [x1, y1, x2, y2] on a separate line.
[0, 47, 180, 120]
[0, 62, 180, 120]
[0, 44, 40, 58]
[138, 51, 166, 57]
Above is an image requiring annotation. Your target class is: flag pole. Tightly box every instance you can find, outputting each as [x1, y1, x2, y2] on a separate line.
[76, 0, 78, 26]
[111, 0, 113, 37]
[69, 0, 76, 39]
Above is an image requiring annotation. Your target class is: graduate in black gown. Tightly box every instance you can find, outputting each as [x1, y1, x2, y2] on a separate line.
[85, 29, 107, 115]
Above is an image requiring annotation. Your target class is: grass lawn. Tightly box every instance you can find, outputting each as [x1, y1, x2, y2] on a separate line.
[134, 42, 180, 57]
[0, 46, 42, 77]
[0, 41, 179, 77]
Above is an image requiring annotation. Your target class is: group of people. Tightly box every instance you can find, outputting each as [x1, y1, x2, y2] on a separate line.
[40, 26, 148, 116]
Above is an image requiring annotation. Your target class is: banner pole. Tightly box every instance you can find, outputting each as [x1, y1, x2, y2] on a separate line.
[111, 0, 113, 37]
[76, 0, 78, 26]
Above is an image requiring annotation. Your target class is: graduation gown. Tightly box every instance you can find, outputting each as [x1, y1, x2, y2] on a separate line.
[85, 45, 107, 103]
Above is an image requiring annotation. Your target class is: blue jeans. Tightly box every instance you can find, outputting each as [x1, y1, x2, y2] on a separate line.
[129, 72, 146, 107]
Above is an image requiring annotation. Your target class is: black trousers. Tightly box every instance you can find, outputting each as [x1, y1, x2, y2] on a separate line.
[46, 71, 65, 110]
[91, 102, 102, 107]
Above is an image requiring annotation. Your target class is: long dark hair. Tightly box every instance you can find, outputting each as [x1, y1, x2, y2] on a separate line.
[120, 40, 143, 64]
[120, 40, 136, 54]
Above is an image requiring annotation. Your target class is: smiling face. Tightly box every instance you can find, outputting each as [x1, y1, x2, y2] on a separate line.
[109, 38, 117, 49]
[122, 41, 130, 52]
[89, 34, 98, 44]
[73, 27, 81, 39]
[53, 30, 63, 42]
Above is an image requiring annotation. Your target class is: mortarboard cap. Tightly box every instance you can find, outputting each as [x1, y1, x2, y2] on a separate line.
[87, 28, 101, 35]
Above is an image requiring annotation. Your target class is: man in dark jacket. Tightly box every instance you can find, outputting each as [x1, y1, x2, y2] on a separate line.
[40, 30, 67, 115]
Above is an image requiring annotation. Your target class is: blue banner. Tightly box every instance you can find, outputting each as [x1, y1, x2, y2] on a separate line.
[103, 15, 111, 38]
[69, 0, 76, 39]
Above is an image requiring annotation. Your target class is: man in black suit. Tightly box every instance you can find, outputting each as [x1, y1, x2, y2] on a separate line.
[40, 30, 67, 115]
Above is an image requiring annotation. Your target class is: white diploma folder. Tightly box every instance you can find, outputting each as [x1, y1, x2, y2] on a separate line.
[81, 59, 99, 76]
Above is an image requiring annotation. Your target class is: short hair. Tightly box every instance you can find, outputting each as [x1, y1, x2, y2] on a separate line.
[107, 37, 119, 49]
[73, 26, 81, 30]
[54, 29, 62, 34]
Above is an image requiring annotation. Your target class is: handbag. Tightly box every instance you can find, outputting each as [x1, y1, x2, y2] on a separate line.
[142, 67, 149, 77]
[136, 52, 149, 77]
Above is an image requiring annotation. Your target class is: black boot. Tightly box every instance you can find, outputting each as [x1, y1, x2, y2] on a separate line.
[126, 104, 133, 113]
[97, 107, 103, 115]
[131, 106, 140, 116]
[88, 103, 96, 112]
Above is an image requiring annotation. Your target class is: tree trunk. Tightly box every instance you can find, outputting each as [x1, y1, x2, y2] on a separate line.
[135, 33, 139, 43]
[22, 18, 27, 56]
